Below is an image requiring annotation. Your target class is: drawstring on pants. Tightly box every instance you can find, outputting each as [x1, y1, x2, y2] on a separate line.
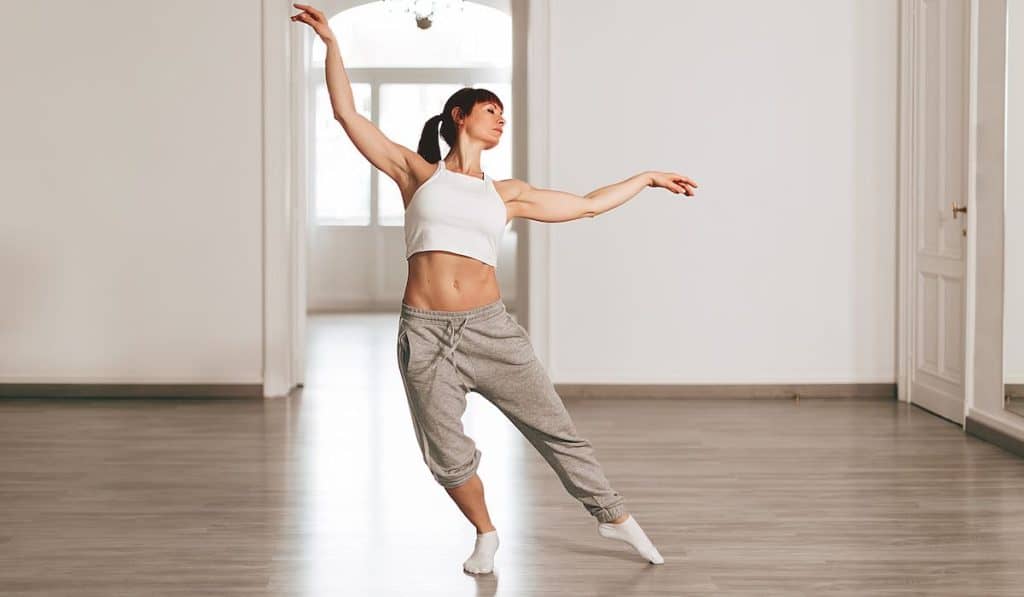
[424, 317, 470, 393]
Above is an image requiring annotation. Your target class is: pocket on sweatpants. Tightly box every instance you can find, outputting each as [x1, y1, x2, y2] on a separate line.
[399, 323, 437, 376]
[396, 325, 411, 372]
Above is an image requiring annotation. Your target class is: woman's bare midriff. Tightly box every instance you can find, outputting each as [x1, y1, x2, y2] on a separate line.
[402, 250, 501, 311]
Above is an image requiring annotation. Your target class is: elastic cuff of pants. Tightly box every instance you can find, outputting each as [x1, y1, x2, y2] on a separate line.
[436, 451, 481, 489]
[595, 502, 627, 523]
[439, 469, 477, 489]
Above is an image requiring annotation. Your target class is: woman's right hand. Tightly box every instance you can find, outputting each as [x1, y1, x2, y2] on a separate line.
[290, 3, 334, 43]
[648, 171, 698, 196]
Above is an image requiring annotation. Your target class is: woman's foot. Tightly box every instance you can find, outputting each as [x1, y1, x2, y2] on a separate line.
[598, 514, 664, 564]
[463, 529, 499, 574]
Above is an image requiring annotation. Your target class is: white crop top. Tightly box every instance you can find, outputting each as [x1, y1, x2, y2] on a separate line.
[404, 160, 508, 267]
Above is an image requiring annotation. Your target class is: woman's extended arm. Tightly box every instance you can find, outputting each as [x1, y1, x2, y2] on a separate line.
[583, 172, 657, 217]
[292, 4, 420, 184]
[506, 171, 698, 223]
[322, 36, 356, 119]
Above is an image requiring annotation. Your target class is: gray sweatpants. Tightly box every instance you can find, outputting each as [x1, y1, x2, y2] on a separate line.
[395, 297, 627, 523]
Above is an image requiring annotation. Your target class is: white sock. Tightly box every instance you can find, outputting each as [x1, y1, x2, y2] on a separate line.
[463, 529, 499, 574]
[597, 514, 664, 564]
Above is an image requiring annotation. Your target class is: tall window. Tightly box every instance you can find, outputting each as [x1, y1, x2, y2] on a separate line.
[311, 1, 513, 228]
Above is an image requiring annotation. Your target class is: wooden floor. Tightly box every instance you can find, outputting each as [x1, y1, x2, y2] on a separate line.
[2, 312, 1024, 596]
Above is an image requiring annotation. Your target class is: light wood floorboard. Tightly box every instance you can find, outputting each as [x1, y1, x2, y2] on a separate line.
[1, 312, 1023, 596]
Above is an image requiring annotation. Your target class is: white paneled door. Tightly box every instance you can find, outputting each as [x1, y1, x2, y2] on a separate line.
[908, 0, 969, 424]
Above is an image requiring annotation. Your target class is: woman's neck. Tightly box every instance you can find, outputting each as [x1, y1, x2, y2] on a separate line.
[443, 152, 483, 176]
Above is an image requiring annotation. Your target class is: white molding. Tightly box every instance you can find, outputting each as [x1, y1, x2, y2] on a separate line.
[968, 0, 1010, 422]
[964, 0, 979, 417]
[291, 5, 311, 388]
[897, 0, 916, 404]
[523, 0, 550, 368]
[310, 67, 513, 81]
[263, 0, 296, 399]
[967, 407, 1024, 441]
[319, 0, 511, 16]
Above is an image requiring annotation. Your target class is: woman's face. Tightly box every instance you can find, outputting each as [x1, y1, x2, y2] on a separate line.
[456, 101, 505, 149]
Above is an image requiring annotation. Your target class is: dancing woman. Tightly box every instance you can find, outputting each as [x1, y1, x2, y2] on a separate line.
[292, 3, 697, 575]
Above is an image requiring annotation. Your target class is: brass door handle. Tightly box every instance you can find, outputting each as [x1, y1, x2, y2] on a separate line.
[951, 201, 967, 219]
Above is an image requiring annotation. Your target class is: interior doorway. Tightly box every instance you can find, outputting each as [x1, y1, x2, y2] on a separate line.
[291, 0, 527, 391]
[898, 0, 970, 425]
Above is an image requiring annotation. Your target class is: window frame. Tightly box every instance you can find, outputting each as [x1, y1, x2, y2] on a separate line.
[310, 66, 512, 227]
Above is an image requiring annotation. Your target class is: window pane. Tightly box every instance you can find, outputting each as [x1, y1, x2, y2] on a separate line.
[377, 84, 463, 226]
[315, 82, 372, 224]
[314, 2, 511, 68]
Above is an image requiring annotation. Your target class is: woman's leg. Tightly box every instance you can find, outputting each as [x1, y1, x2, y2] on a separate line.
[450, 473, 500, 574]
[445, 473, 496, 534]
[396, 319, 484, 490]
[396, 313, 501, 573]
[470, 311, 663, 564]
[471, 313, 628, 523]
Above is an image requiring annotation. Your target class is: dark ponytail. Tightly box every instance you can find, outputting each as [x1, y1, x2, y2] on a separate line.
[416, 114, 445, 163]
[415, 87, 505, 164]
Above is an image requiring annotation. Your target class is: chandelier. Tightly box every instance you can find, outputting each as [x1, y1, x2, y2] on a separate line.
[382, 0, 466, 29]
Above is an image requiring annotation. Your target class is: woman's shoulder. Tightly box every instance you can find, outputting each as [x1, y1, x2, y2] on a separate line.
[491, 177, 529, 202]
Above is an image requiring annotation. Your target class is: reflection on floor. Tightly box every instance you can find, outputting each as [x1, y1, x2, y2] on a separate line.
[1, 311, 1024, 595]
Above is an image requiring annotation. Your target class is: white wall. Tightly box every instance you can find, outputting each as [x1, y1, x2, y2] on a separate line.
[1, 0, 899, 389]
[1006, 0, 1024, 385]
[544, 0, 899, 383]
[0, 1, 263, 383]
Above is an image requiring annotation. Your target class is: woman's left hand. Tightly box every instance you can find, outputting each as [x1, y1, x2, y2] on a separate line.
[648, 171, 698, 196]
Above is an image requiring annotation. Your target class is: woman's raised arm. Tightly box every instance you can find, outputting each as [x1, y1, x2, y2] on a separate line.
[291, 4, 422, 185]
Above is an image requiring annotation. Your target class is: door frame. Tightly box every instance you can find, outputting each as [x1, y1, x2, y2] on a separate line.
[965, 0, 1013, 430]
[898, 0, 1016, 433]
[261, 0, 553, 398]
[897, 0, 916, 406]
[261, 0, 295, 399]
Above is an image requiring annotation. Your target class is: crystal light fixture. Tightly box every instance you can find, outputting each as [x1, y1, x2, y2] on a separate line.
[382, 0, 465, 29]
